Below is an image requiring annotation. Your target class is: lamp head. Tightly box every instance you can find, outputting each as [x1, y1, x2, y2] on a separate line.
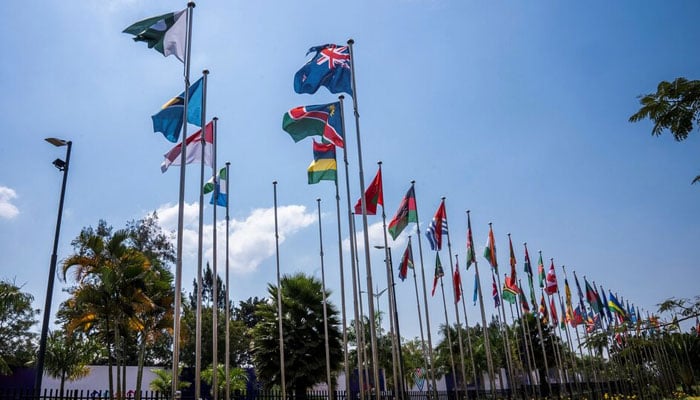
[45, 137, 68, 147]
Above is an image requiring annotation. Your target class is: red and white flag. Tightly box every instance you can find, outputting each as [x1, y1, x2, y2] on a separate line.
[161, 121, 213, 173]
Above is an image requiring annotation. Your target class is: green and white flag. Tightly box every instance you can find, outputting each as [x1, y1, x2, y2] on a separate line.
[123, 9, 187, 62]
[204, 167, 228, 207]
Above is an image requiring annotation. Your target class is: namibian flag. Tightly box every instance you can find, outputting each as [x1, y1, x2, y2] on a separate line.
[307, 140, 336, 184]
[283, 102, 344, 148]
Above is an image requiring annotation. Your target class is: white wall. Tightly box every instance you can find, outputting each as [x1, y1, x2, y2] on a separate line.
[42, 366, 163, 395]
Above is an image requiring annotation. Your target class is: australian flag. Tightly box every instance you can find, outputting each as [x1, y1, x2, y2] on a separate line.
[426, 200, 448, 251]
[294, 44, 353, 97]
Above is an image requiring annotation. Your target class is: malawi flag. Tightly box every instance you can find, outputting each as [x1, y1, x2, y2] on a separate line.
[307, 140, 337, 184]
[398, 242, 413, 281]
[123, 9, 187, 62]
[354, 167, 383, 215]
[283, 102, 344, 148]
[388, 186, 418, 240]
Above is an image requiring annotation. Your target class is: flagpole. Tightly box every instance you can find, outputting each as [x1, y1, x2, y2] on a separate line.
[338, 95, 361, 400]
[442, 199, 468, 397]
[457, 255, 480, 399]
[273, 181, 287, 400]
[436, 254, 458, 395]
[573, 270, 603, 397]
[407, 236, 432, 391]
[351, 214, 368, 399]
[211, 115, 219, 400]
[376, 162, 401, 399]
[195, 69, 209, 400]
[346, 38, 381, 400]
[466, 210, 496, 398]
[224, 162, 231, 400]
[534, 261, 552, 398]
[517, 278, 538, 399]
[172, 3, 195, 395]
[489, 223, 515, 393]
[412, 182, 439, 398]
[316, 199, 334, 396]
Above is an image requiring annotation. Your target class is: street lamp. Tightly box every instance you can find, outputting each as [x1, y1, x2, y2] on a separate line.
[35, 138, 72, 396]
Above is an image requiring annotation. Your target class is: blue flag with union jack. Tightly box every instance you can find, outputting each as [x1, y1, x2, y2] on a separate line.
[294, 44, 353, 96]
[426, 200, 448, 251]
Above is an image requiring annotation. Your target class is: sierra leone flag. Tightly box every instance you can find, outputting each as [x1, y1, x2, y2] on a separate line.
[124, 9, 187, 62]
[204, 167, 228, 207]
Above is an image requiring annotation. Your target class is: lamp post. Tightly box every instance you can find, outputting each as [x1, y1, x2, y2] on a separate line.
[373, 245, 406, 400]
[35, 138, 72, 396]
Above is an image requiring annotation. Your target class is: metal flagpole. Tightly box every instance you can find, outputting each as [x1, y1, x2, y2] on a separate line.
[224, 162, 231, 400]
[517, 279, 537, 399]
[458, 256, 480, 399]
[436, 254, 459, 395]
[211, 115, 218, 400]
[346, 38, 381, 400]
[489, 224, 515, 393]
[172, 2, 195, 396]
[350, 214, 367, 400]
[412, 182, 439, 398]
[407, 236, 432, 390]
[534, 269, 552, 398]
[316, 199, 334, 396]
[273, 181, 287, 400]
[195, 69, 209, 400]
[376, 162, 401, 399]
[386, 248, 406, 399]
[467, 211, 495, 398]
[338, 96, 364, 400]
[443, 199, 468, 398]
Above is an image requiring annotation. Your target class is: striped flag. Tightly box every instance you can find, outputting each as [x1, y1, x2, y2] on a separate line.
[426, 200, 448, 251]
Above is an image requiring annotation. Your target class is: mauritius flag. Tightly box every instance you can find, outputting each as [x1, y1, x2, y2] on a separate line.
[294, 44, 353, 96]
[307, 140, 337, 184]
[283, 102, 344, 148]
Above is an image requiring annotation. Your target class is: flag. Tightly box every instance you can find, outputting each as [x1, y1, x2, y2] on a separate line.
[537, 252, 545, 288]
[600, 289, 613, 322]
[472, 272, 479, 306]
[398, 242, 413, 281]
[354, 167, 383, 215]
[539, 294, 548, 324]
[431, 253, 444, 297]
[152, 77, 204, 143]
[501, 274, 518, 304]
[453, 260, 462, 304]
[572, 306, 584, 327]
[573, 272, 587, 313]
[544, 260, 558, 295]
[388, 186, 418, 240]
[564, 278, 572, 310]
[585, 279, 601, 313]
[550, 297, 558, 326]
[465, 213, 476, 269]
[294, 44, 353, 96]
[282, 102, 344, 148]
[203, 167, 228, 207]
[586, 312, 600, 333]
[607, 292, 627, 320]
[483, 225, 497, 272]
[307, 140, 337, 184]
[123, 9, 187, 62]
[508, 235, 517, 281]
[519, 290, 531, 314]
[426, 200, 448, 251]
[492, 274, 500, 308]
[160, 121, 213, 173]
[560, 299, 567, 329]
[523, 243, 532, 276]
[528, 276, 537, 313]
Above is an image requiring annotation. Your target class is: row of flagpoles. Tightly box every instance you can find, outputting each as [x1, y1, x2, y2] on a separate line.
[122, 4, 685, 400]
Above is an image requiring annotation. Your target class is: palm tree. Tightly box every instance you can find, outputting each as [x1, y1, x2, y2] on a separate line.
[201, 364, 248, 397]
[252, 272, 343, 399]
[44, 330, 95, 398]
[149, 368, 190, 400]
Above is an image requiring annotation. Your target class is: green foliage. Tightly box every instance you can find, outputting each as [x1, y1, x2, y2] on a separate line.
[201, 363, 248, 396]
[0, 279, 38, 375]
[44, 330, 96, 397]
[252, 272, 342, 396]
[149, 368, 190, 399]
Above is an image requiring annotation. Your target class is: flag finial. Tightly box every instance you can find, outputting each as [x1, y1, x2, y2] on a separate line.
[213, 116, 218, 121]
[188, 2, 196, 8]
[377, 160, 382, 166]
[273, 181, 277, 185]
[339, 95, 345, 100]
[347, 38, 354, 45]
[203, 69, 209, 75]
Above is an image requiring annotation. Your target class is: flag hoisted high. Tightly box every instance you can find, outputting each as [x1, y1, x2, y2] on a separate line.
[152, 77, 204, 143]
[472, 271, 479, 306]
[607, 292, 627, 320]
[431, 253, 444, 297]
[539, 294, 549, 324]
[506, 235, 517, 290]
[203, 167, 228, 207]
[307, 140, 337, 184]
[453, 260, 462, 304]
[523, 244, 532, 276]
[465, 212, 476, 269]
[426, 200, 448, 251]
[492, 274, 500, 308]
[483, 225, 498, 272]
[161, 121, 213, 173]
[398, 242, 413, 281]
[545, 260, 558, 295]
[501, 274, 518, 304]
[585, 278, 601, 313]
[123, 9, 187, 62]
[600, 288, 613, 322]
[354, 167, 383, 215]
[282, 102, 344, 148]
[388, 186, 418, 240]
[538, 252, 545, 288]
[294, 44, 353, 96]
[550, 297, 558, 326]
[520, 289, 531, 313]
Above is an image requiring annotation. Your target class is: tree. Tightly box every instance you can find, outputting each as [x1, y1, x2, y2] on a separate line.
[0, 279, 38, 375]
[149, 368, 190, 400]
[252, 273, 343, 398]
[201, 364, 248, 397]
[629, 77, 700, 183]
[44, 330, 95, 398]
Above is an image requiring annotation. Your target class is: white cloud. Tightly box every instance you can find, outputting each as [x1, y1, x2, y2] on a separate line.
[0, 186, 19, 219]
[342, 219, 410, 258]
[154, 202, 317, 274]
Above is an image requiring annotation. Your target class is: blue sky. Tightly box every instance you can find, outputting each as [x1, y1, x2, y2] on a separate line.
[1, 0, 699, 347]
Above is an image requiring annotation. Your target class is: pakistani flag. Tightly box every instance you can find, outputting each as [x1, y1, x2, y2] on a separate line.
[204, 167, 228, 207]
[123, 9, 187, 62]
